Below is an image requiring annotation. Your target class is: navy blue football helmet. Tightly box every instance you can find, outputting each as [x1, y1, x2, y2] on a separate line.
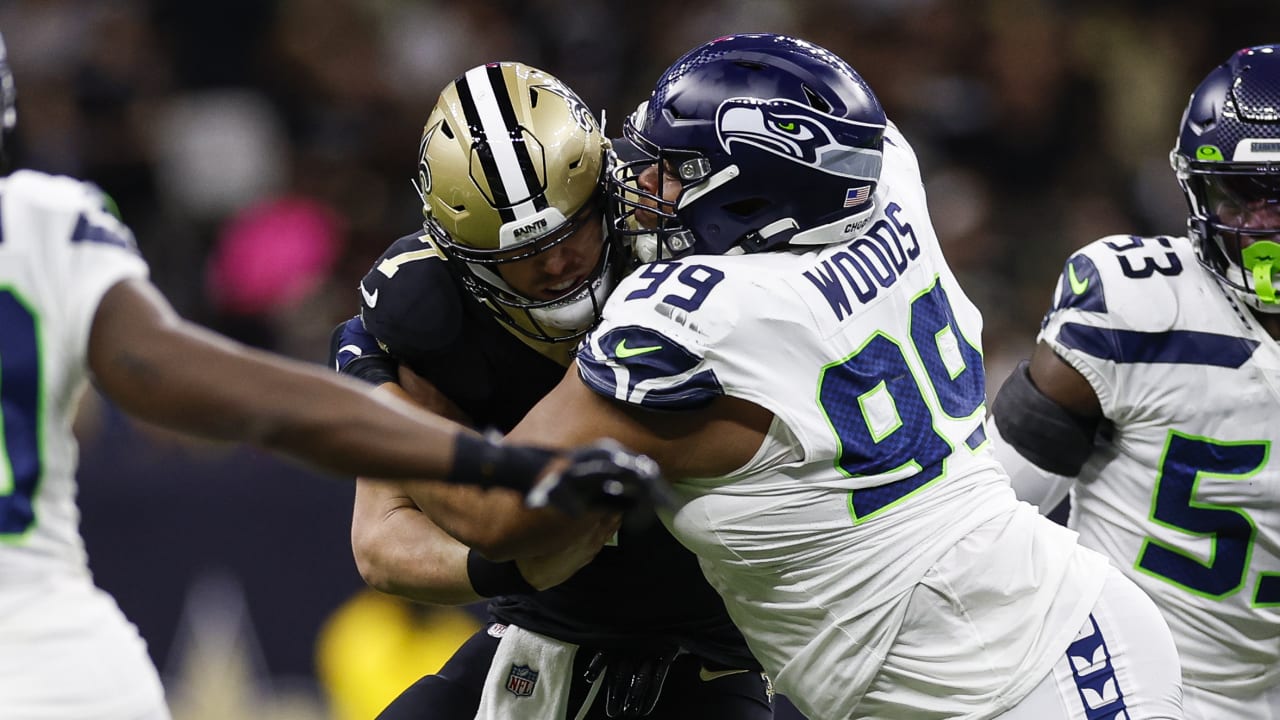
[0, 32, 16, 172]
[610, 34, 886, 260]
[1172, 45, 1280, 312]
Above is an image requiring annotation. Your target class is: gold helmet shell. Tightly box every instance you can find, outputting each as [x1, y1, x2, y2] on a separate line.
[416, 62, 620, 345]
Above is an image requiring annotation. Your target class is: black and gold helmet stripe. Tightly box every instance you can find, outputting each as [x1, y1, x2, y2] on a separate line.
[456, 65, 549, 226]
[484, 64, 548, 214]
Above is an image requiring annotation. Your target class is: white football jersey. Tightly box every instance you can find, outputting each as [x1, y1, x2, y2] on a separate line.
[578, 127, 1110, 718]
[0, 170, 166, 719]
[1040, 234, 1280, 703]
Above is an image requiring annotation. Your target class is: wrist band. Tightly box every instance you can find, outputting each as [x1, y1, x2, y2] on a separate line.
[466, 548, 537, 597]
[447, 433, 554, 490]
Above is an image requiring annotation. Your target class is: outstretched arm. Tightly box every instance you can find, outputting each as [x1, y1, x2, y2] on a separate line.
[88, 277, 512, 483]
[354, 467, 619, 603]
[358, 365, 617, 561]
[349, 369, 617, 602]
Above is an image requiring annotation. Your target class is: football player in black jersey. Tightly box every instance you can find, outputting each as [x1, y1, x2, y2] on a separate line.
[331, 63, 771, 719]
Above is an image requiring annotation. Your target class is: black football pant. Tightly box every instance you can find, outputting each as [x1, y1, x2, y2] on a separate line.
[374, 627, 773, 719]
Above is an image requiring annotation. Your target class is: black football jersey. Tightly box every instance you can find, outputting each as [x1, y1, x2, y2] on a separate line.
[356, 232, 758, 668]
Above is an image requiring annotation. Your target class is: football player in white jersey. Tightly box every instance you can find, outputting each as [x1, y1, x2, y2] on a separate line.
[478, 33, 1186, 719]
[990, 45, 1280, 719]
[0, 33, 661, 720]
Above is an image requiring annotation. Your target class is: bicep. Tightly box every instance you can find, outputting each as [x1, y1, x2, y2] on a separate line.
[1027, 342, 1102, 419]
[509, 362, 772, 479]
[990, 343, 1103, 493]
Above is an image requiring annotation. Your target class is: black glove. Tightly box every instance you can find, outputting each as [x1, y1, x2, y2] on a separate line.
[583, 646, 681, 718]
[525, 439, 674, 515]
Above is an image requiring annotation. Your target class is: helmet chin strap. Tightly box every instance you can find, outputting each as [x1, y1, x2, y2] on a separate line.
[1242, 240, 1280, 307]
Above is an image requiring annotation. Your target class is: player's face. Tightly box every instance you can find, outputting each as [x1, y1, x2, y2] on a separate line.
[634, 162, 684, 229]
[496, 211, 606, 300]
[1208, 175, 1280, 245]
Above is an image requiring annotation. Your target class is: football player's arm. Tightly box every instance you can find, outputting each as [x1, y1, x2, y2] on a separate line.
[988, 341, 1103, 513]
[350, 376, 478, 604]
[378, 365, 615, 561]
[506, 361, 774, 495]
[87, 277, 472, 479]
[351, 368, 616, 602]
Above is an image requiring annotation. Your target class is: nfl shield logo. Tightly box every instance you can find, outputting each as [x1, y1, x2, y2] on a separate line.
[506, 664, 538, 697]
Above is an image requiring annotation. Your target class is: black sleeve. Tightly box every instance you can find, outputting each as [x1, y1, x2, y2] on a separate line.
[358, 233, 466, 362]
[991, 360, 1099, 477]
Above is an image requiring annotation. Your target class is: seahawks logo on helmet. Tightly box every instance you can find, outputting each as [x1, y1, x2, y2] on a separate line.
[716, 97, 883, 181]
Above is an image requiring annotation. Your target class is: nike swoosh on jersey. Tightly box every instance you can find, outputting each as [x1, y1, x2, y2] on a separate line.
[1068, 263, 1089, 295]
[361, 282, 379, 307]
[615, 339, 662, 358]
[698, 667, 750, 682]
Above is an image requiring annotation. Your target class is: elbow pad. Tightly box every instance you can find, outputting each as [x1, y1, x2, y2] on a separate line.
[991, 360, 1098, 477]
[329, 317, 398, 386]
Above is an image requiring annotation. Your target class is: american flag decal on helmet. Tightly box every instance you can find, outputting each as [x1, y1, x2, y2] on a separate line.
[506, 664, 539, 697]
[844, 186, 871, 207]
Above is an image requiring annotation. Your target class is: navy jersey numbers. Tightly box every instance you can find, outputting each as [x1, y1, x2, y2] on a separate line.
[819, 279, 985, 522]
[1104, 236, 1183, 279]
[580, 261, 726, 409]
[625, 261, 725, 311]
[0, 289, 42, 538]
[1047, 237, 1183, 325]
[1137, 431, 1280, 607]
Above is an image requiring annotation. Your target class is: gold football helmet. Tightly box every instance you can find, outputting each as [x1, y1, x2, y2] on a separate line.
[416, 62, 621, 345]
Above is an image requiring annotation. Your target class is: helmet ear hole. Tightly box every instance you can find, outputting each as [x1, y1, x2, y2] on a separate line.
[440, 121, 455, 140]
[724, 197, 770, 218]
[802, 85, 831, 113]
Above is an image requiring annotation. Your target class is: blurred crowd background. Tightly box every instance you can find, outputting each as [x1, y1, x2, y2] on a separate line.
[4, 0, 1278, 718]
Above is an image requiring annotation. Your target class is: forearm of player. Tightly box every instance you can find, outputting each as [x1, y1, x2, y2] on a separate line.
[352, 476, 612, 598]
[350, 477, 481, 605]
[380, 368, 608, 558]
[408, 479, 607, 560]
[87, 278, 462, 479]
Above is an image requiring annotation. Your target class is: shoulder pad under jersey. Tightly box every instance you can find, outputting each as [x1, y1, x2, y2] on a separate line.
[358, 232, 464, 359]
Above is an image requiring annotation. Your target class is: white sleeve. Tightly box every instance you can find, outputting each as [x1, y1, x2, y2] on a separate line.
[986, 416, 1075, 515]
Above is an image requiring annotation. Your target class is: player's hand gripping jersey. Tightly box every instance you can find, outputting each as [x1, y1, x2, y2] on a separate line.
[578, 127, 1112, 718]
[1039, 233, 1280, 701]
[0, 170, 163, 718]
